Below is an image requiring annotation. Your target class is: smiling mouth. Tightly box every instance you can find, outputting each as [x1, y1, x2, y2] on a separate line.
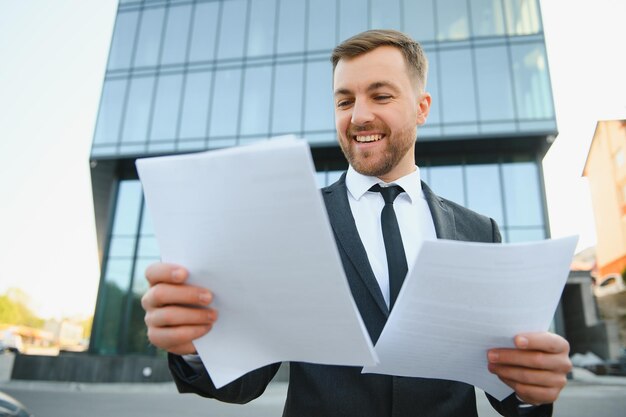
[353, 134, 384, 143]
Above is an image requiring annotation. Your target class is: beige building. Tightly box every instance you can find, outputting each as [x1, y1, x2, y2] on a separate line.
[583, 119, 626, 277]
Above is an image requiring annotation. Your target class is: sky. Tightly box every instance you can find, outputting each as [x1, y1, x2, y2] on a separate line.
[0, 0, 625, 319]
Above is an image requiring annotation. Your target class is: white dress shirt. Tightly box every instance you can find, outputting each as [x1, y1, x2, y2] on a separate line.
[345, 165, 437, 308]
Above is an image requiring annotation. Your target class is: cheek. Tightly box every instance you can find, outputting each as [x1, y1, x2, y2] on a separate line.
[335, 112, 350, 135]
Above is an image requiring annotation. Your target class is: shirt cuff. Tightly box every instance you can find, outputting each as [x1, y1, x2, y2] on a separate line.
[182, 354, 204, 366]
[515, 394, 536, 408]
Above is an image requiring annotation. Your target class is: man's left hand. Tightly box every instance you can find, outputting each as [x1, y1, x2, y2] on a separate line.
[487, 332, 572, 405]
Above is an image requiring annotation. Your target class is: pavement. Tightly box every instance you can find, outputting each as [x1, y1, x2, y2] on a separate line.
[1, 367, 625, 417]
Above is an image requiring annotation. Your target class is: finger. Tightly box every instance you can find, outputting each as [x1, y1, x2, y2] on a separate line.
[145, 305, 218, 328]
[488, 349, 572, 373]
[145, 262, 189, 286]
[141, 283, 213, 310]
[147, 324, 213, 352]
[497, 376, 562, 405]
[514, 332, 570, 354]
[488, 363, 567, 389]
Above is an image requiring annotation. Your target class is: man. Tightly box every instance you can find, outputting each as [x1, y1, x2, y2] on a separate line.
[141, 30, 571, 416]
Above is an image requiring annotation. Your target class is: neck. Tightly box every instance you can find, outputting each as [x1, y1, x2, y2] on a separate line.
[377, 165, 416, 183]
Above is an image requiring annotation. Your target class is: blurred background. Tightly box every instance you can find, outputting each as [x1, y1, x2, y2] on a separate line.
[0, 0, 625, 415]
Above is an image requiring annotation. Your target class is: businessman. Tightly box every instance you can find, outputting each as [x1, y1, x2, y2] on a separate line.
[141, 30, 571, 416]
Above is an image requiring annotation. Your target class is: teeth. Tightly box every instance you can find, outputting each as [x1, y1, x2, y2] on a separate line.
[354, 134, 383, 143]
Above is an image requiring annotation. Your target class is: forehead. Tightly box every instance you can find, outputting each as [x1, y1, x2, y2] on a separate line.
[333, 46, 412, 90]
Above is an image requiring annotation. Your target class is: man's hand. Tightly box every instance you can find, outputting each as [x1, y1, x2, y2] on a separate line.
[487, 332, 572, 405]
[141, 263, 218, 355]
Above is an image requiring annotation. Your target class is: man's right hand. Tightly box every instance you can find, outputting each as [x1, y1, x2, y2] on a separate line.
[141, 263, 218, 355]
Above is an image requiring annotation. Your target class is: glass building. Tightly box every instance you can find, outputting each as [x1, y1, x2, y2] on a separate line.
[89, 0, 556, 355]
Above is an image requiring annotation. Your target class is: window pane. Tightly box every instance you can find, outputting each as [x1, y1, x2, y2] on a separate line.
[240, 65, 272, 136]
[511, 43, 553, 119]
[209, 69, 242, 137]
[108, 236, 137, 257]
[371, 0, 401, 30]
[507, 228, 545, 242]
[247, 0, 277, 57]
[470, 0, 506, 37]
[133, 7, 165, 67]
[439, 49, 477, 124]
[403, 0, 435, 42]
[107, 11, 139, 70]
[503, 0, 541, 35]
[160, 4, 192, 65]
[307, 0, 336, 51]
[475, 46, 515, 121]
[94, 79, 127, 145]
[465, 164, 504, 225]
[217, 0, 248, 60]
[137, 236, 159, 257]
[502, 162, 543, 226]
[112, 181, 143, 235]
[272, 63, 304, 134]
[140, 198, 155, 236]
[126, 257, 159, 355]
[96, 258, 133, 354]
[121, 76, 154, 144]
[429, 165, 464, 204]
[327, 170, 345, 186]
[304, 61, 334, 132]
[276, 0, 306, 54]
[437, 0, 470, 41]
[189, 2, 219, 62]
[314, 172, 326, 189]
[180, 71, 212, 139]
[103, 259, 133, 296]
[150, 74, 183, 141]
[338, 0, 367, 41]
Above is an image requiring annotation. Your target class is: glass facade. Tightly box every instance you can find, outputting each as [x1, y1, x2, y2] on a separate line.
[91, 0, 554, 158]
[90, 0, 555, 355]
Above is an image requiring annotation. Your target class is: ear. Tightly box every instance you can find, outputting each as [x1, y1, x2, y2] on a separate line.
[416, 92, 431, 126]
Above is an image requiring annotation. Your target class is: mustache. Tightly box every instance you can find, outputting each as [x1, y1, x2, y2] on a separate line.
[347, 123, 389, 136]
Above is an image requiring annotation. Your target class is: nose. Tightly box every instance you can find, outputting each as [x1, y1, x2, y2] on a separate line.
[350, 99, 375, 126]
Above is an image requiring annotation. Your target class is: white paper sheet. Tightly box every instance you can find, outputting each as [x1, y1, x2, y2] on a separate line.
[362, 236, 578, 400]
[136, 137, 378, 388]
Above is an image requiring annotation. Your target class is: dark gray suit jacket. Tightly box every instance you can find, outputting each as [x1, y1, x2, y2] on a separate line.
[168, 174, 553, 417]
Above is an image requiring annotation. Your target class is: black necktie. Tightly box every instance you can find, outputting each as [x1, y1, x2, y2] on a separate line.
[369, 184, 408, 310]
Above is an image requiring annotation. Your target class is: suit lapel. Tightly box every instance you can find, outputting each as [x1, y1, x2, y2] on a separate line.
[421, 181, 457, 240]
[322, 174, 389, 317]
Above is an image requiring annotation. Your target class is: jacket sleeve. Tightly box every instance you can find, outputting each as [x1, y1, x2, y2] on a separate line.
[168, 353, 281, 404]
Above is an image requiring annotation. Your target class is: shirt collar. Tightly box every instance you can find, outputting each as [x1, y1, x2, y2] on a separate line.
[346, 165, 423, 204]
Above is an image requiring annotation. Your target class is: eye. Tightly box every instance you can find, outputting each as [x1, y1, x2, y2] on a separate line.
[374, 94, 392, 102]
[336, 99, 353, 109]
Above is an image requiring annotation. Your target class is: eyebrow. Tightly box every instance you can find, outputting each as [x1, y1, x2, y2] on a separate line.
[333, 81, 402, 97]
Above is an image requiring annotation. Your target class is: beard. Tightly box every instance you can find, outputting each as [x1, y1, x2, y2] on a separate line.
[338, 123, 417, 178]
